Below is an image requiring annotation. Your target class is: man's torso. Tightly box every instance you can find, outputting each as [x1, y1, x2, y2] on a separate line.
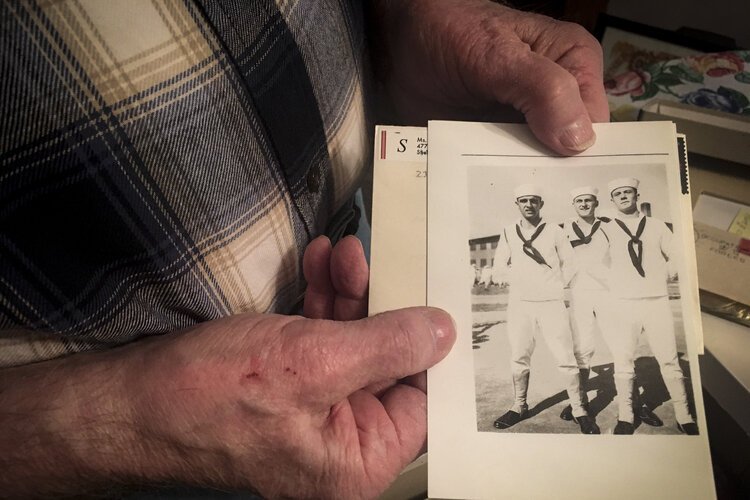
[601, 214, 671, 299]
[503, 219, 566, 301]
[0, 0, 371, 366]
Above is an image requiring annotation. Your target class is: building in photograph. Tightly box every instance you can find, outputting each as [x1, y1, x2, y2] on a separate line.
[469, 235, 501, 268]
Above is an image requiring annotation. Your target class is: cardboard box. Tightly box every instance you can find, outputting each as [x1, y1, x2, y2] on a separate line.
[640, 102, 750, 314]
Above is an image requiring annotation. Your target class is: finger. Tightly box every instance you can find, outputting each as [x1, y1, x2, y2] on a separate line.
[362, 372, 425, 398]
[347, 385, 427, 486]
[363, 379, 398, 398]
[517, 18, 609, 126]
[555, 41, 610, 124]
[500, 48, 598, 155]
[330, 236, 369, 321]
[401, 372, 427, 394]
[512, 17, 607, 152]
[464, 15, 603, 154]
[379, 384, 428, 464]
[303, 236, 334, 319]
[283, 307, 455, 405]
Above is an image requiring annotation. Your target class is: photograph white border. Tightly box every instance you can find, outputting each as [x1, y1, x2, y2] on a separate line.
[427, 121, 713, 499]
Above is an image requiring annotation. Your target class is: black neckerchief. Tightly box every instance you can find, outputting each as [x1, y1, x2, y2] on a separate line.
[570, 219, 601, 248]
[516, 222, 551, 268]
[614, 216, 647, 277]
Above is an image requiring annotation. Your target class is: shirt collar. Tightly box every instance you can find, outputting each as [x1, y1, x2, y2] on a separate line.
[615, 210, 642, 220]
[517, 217, 545, 231]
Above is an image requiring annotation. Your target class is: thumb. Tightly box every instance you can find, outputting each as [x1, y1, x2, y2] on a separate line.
[495, 50, 599, 155]
[286, 307, 456, 406]
[463, 12, 608, 154]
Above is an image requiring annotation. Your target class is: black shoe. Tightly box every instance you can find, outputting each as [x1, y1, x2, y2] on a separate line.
[573, 415, 600, 434]
[493, 409, 529, 429]
[677, 422, 699, 435]
[560, 402, 591, 421]
[613, 420, 635, 435]
[559, 404, 573, 421]
[636, 405, 663, 427]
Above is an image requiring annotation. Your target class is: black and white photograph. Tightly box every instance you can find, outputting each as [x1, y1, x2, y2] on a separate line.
[467, 164, 698, 436]
[427, 121, 714, 499]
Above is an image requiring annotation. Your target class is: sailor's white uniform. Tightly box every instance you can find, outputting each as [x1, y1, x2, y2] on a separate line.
[564, 216, 610, 370]
[496, 217, 586, 418]
[600, 212, 693, 425]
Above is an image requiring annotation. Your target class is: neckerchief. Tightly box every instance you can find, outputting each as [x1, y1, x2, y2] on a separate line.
[570, 219, 601, 248]
[516, 223, 550, 268]
[614, 217, 647, 277]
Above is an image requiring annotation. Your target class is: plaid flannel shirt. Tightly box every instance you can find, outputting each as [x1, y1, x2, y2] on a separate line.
[0, 0, 371, 367]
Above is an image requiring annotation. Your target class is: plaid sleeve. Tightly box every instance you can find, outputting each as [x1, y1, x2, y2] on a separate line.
[0, 0, 371, 367]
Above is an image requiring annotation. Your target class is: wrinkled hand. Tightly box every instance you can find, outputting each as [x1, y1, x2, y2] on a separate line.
[373, 0, 609, 154]
[118, 236, 454, 499]
[0, 236, 455, 499]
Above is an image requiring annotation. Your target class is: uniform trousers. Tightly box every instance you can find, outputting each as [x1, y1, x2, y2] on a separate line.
[601, 295, 692, 424]
[507, 298, 585, 417]
[569, 288, 605, 370]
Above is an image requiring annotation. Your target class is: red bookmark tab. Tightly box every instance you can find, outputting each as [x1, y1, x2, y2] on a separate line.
[739, 238, 750, 256]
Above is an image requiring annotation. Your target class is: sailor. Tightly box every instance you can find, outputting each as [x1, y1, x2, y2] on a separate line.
[601, 177, 698, 435]
[493, 184, 598, 434]
[557, 186, 608, 423]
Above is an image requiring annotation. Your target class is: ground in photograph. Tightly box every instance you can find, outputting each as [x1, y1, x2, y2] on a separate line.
[472, 284, 695, 435]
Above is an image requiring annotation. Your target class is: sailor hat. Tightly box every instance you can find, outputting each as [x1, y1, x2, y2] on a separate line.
[607, 177, 639, 196]
[513, 183, 543, 200]
[570, 186, 598, 200]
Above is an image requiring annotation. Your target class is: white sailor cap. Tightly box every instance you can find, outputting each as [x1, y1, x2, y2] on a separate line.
[607, 177, 639, 195]
[513, 184, 542, 200]
[570, 186, 598, 200]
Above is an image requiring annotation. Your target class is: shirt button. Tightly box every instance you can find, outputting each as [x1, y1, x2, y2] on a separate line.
[306, 166, 320, 193]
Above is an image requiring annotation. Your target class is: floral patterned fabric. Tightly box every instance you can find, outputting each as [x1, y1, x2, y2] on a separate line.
[606, 51, 750, 121]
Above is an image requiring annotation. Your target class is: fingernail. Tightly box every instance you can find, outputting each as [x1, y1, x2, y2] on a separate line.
[559, 120, 595, 152]
[426, 308, 456, 352]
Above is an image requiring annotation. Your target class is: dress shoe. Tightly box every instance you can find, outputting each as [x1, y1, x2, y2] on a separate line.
[493, 408, 529, 429]
[613, 420, 634, 435]
[677, 422, 699, 435]
[560, 402, 591, 421]
[636, 405, 663, 427]
[559, 404, 573, 421]
[573, 415, 600, 434]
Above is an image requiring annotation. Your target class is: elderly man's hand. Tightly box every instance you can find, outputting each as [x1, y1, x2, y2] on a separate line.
[0, 236, 455, 499]
[130, 307, 454, 499]
[373, 0, 609, 155]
